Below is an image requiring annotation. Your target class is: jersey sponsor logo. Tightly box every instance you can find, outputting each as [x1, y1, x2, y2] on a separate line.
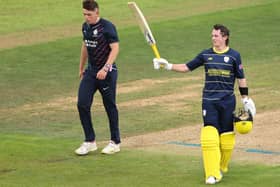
[207, 68, 230, 77]
[208, 57, 213, 61]
[85, 39, 98, 48]
[224, 56, 230, 63]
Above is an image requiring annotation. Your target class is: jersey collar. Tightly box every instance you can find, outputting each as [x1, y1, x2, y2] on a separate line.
[213, 46, 229, 54]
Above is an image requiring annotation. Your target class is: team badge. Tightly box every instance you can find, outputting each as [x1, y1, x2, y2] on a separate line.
[92, 29, 98, 37]
[224, 56, 230, 63]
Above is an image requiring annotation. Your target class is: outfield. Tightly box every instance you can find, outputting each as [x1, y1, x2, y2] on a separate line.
[0, 0, 279, 186]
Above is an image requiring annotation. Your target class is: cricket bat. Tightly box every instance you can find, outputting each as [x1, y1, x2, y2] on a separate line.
[128, 2, 161, 60]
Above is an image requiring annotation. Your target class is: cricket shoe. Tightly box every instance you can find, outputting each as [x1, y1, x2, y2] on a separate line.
[205, 173, 223, 185]
[75, 142, 97, 155]
[101, 141, 120, 154]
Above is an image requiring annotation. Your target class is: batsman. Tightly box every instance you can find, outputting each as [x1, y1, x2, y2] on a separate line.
[153, 24, 256, 184]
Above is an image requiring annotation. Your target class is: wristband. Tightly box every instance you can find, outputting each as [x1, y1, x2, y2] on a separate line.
[103, 63, 112, 72]
[239, 87, 248, 96]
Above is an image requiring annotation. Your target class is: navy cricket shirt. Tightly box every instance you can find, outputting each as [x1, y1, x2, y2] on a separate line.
[82, 18, 119, 70]
[186, 47, 245, 101]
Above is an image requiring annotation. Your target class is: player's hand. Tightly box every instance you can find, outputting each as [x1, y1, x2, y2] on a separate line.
[241, 97, 256, 117]
[96, 69, 107, 80]
[79, 70, 85, 80]
[153, 58, 173, 70]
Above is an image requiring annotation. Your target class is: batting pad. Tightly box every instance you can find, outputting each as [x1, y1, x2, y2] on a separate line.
[220, 132, 235, 173]
[201, 126, 222, 180]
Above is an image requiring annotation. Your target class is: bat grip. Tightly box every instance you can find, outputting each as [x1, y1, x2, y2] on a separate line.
[151, 44, 160, 58]
[151, 44, 164, 69]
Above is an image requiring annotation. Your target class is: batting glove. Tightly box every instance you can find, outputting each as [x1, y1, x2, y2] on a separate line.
[241, 97, 256, 117]
[153, 58, 160, 70]
[153, 58, 173, 70]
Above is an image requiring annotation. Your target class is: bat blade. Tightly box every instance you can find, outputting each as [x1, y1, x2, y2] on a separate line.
[128, 2, 161, 59]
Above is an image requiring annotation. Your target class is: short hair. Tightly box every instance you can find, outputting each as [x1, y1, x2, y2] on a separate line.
[213, 24, 230, 46]
[83, 0, 99, 11]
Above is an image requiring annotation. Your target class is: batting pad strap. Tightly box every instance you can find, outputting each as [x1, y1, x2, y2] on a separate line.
[239, 87, 248, 96]
[201, 126, 220, 150]
[220, 131, 235, 136]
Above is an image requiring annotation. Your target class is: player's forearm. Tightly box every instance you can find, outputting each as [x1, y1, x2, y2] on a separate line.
[237, 78, 248, 98]
[171, 64, 190, 73]
[106, 42, 119, 65]
[79, 43, 88, 71]
[79, 58, 87, 71]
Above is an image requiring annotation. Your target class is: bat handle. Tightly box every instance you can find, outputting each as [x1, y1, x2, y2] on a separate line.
[151, 44, 160, 58]
[151, 44, 164, 69]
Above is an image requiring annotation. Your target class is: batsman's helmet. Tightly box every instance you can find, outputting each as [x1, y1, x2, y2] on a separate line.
[234, 109, 253, 134]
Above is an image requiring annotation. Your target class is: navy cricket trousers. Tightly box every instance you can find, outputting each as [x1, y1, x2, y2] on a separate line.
[202, 94, 236, 134]
[77, 68, 120, 144]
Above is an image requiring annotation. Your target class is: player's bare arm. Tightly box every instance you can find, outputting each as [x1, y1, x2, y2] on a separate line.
[79, 42, 88, 79]
[107, 42, 119, 66]
[171, 64, 190, 72]
[96, 42, 119, 80]
[153, 58, 190, 73]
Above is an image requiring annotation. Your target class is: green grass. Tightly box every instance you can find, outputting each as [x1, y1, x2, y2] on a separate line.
[0, 134, 279, 187]
[0, 0, 278, 34]
[1, 1, 280, 107]
[0, 0, 280, 186]
[0, 0, 82, 34]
